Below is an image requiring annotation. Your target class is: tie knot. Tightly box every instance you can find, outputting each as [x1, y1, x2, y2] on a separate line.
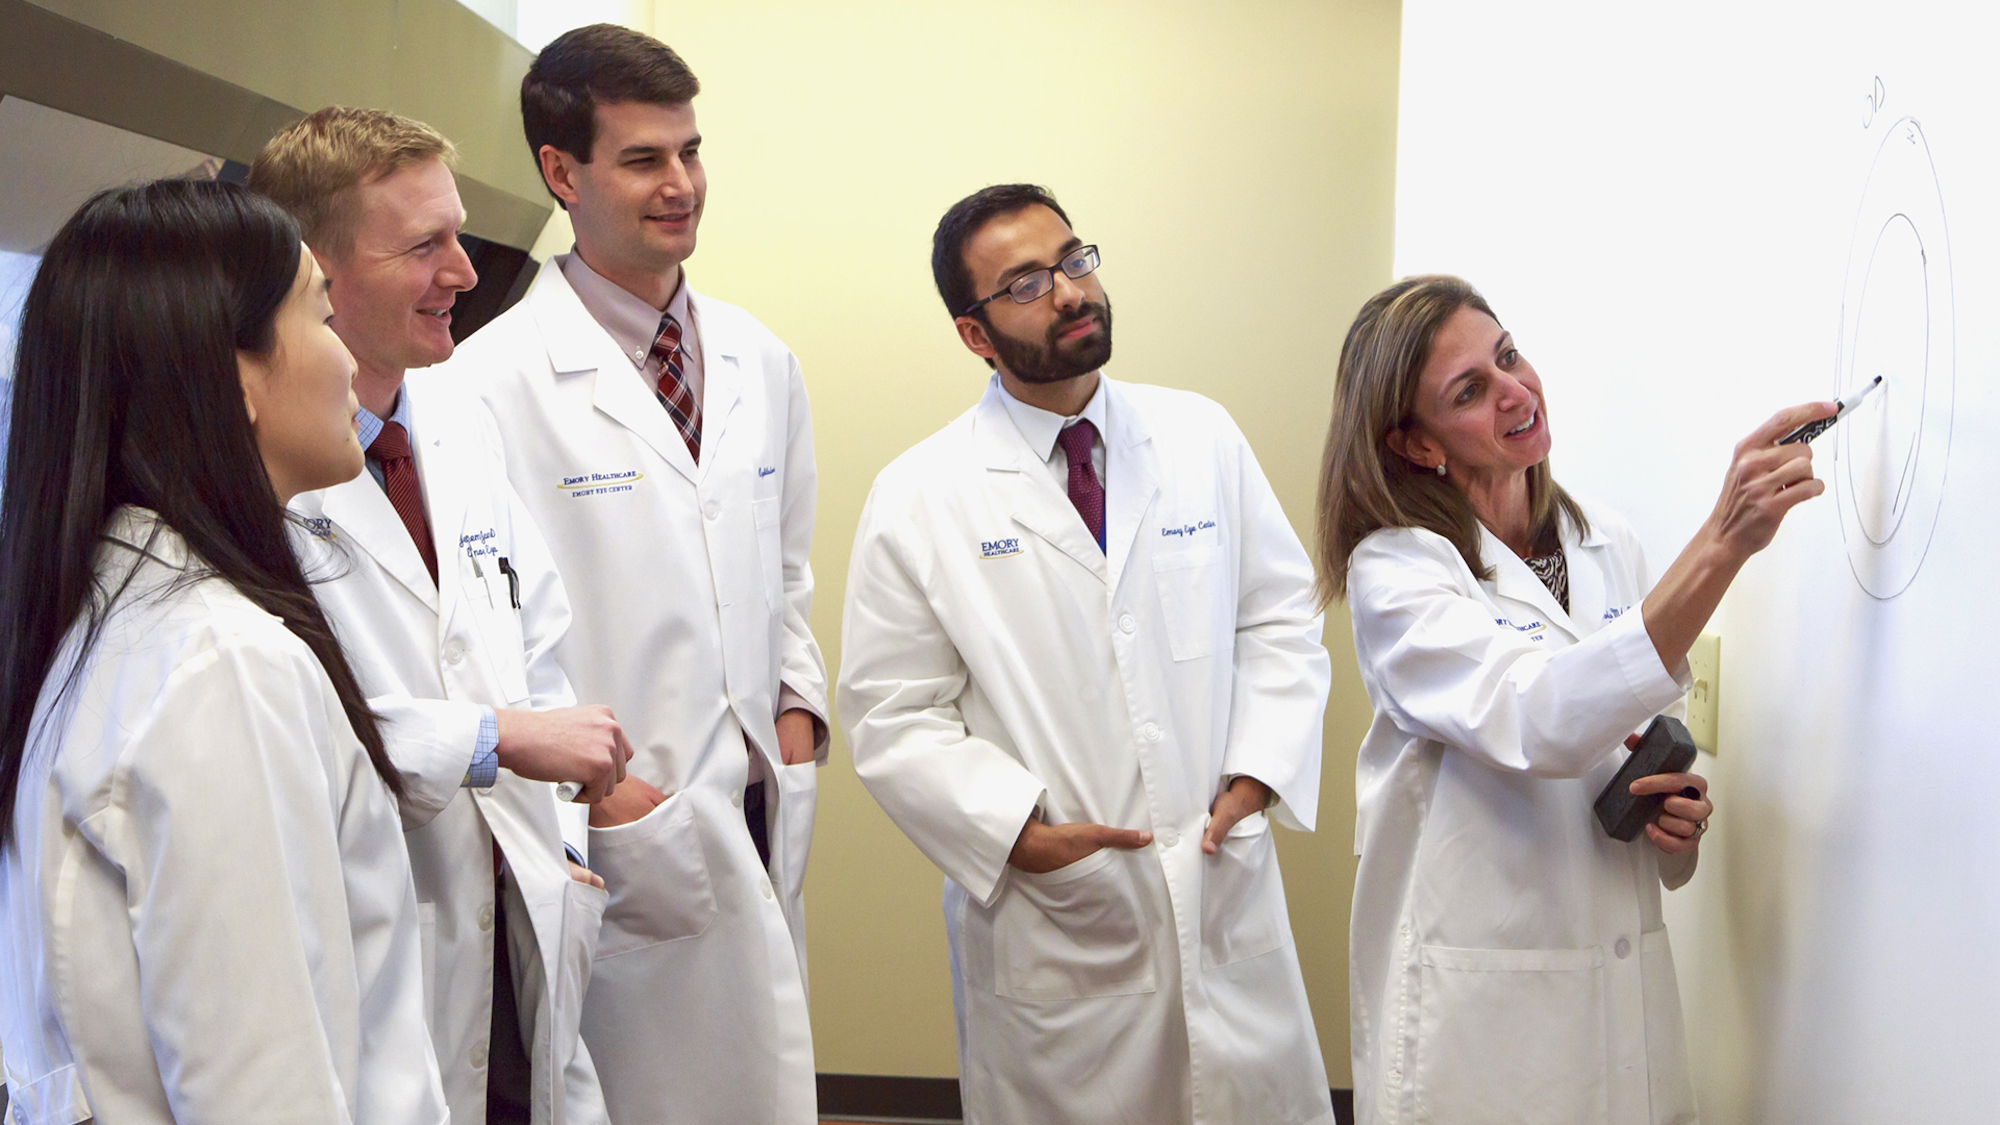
[370, 419, 413, 461]
[650, 312, 684, 363]
[1057, 419, 1097, 461]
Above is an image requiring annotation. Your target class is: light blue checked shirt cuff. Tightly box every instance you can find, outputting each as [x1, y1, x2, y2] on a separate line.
[464, 706, 500, 789]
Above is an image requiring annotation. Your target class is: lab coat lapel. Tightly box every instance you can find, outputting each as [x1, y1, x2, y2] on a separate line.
[320, 469, 438, 613]
[689, 290, 741, 480]
[1101, 381, 1159, 594]
[1480, 523, 1578, 642]
[528, 261, 699, 484]
[1563, 519, 1614, 638]
[407, 390, 468, 638]
[975, 387, 1108, 584]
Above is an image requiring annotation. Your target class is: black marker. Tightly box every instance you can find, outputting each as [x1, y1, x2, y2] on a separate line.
[1778, 375, 1884, 444]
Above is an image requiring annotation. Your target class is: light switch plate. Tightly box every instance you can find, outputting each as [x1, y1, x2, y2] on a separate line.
[1686, 632, 1721, 755]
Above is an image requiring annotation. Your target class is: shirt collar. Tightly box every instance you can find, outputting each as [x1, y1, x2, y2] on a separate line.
[994, 373, 1109, 464]
[356, 384, 413, 454]
[558, 248, 691, 369]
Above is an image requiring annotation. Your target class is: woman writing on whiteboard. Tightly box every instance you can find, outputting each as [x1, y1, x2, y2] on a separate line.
[0, 180, 445, 1123]
[1319, 275, 1830, 1125]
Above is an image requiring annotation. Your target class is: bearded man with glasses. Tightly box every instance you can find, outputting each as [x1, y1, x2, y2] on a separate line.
[837, 184, 1337, 1125]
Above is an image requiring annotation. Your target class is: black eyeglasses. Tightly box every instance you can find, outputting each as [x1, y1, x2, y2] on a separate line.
[958, 244, 1102, 316]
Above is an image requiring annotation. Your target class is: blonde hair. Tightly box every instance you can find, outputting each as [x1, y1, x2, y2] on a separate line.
[247, 106, 456, 255]
[1313, 274, 1587, 607]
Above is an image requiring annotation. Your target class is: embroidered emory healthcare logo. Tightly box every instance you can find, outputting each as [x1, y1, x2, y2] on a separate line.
[1495, 617, 1548, 642]
[302, 517, 336, 541]
[980, 537, 1023, 559]
[558, 470, 643, 498]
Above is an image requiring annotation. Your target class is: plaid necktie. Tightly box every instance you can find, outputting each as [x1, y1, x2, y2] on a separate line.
[368, 420, 438, 585]
[1057, 420, 1105, 552]
[650, 312, 701, 462]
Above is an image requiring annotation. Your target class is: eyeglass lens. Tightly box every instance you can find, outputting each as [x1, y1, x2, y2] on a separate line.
[1008, 245, 1101, 304]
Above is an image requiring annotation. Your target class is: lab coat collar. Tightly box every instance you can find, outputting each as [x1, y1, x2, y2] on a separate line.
[974, 381, 1109, 583]
[101, 505, 185, 569]
[317, 387, 457, 615]
[994, 373, 1110, 464]
[1478, 506, 1608, 643]
[529, 256, 745, 485]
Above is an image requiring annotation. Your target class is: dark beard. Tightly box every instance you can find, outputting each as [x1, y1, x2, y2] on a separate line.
[988, 299, 1114, 384]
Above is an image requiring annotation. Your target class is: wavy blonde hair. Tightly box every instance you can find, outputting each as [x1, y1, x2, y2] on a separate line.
[248, 106, 456, 255]
[1314, 274, 1586, 606]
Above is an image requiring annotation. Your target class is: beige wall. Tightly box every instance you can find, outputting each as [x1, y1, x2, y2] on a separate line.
[617, 0, 1401, 1083]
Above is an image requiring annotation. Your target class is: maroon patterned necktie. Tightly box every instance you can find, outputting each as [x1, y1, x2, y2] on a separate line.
[1057, 420, 1105, 552]
[650, 312, 701, 462]
[368, 420, 438, 586]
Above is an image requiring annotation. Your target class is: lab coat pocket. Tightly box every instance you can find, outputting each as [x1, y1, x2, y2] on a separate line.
[5, 1062, 89, 1125]
[1199, 811, 1288, 969]
[774, 758, 819, 911]
[994, 847, 1155, 1001]
[1154, 545, 1227, 661]
[469, 584, 532, 703]
[752, 495, 782, 609]
[587, 791, 718, 957]
[1640, 928, 1698, 1124]
[555, 877, 610, 1038]
[1413, 944, 1607, 1124]
[417, 901, 439, 1022]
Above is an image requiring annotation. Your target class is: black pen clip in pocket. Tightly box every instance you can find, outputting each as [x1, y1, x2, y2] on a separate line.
[496, 556, 522, 609]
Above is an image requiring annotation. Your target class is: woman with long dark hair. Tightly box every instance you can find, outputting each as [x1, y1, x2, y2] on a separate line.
[0, 179, 445, 1123]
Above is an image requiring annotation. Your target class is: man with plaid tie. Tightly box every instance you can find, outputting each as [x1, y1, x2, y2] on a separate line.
[445, 25, 830, 1125]
[838, 185, 1336, 1125]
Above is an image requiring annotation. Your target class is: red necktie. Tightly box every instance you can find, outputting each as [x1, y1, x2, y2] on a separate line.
[650, 313, 701, 462]
[1057, 420, 1105, 552]
[369, 420, 438, 586]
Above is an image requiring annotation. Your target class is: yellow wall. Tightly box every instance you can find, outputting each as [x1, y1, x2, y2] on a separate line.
[605, 0, 1402, 1083]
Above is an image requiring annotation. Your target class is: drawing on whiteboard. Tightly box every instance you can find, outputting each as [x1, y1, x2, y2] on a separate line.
[1832, 112, 1954, 599]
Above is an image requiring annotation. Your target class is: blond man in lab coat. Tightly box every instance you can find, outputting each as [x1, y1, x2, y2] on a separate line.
[838, 184, 1335, 1125]
[441, 26, 829, 1124]
[252, 108, 632, 1125]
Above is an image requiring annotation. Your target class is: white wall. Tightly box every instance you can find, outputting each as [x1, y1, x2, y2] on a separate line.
[1396, 3, 2000, 1122]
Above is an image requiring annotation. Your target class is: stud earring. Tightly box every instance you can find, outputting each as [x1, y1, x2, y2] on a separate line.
[1434, 462, 1447, 477]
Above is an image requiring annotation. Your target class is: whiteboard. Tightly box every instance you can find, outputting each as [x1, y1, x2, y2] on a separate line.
[1395, 4, 2000, 1122]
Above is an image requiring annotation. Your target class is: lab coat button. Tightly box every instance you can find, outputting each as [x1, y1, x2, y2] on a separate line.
[471, 1040, 489, 1069]
[1118, 613, 1137, 634]
[1615, 937, 1631, 959]
[760, 878, 775, 901]
[443, 638, 465, 665]
[1159, 828, 1180, 849]
[1142, 722, 1162, 742]
[478, 903, 495, 931]
[731, 789, 744, 808]
[704, 501, 720, 520]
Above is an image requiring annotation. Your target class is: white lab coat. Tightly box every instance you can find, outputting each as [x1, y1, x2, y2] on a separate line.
[839, 377, 1335, 1125]
[443, 259, 828, 1125]
[0, 507, 446, 1125]
[291, 374, 607, 1125]
[1344, 500, 1699, 1125]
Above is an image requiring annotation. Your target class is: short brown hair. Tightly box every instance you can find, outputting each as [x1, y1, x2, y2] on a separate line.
[1313, 274, 1587, 606]
[248, 106, 456, 254]
[521, 23, 699, 200]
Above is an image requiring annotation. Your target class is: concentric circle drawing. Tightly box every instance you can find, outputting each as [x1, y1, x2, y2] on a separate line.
[1833, 116, 1954, 599]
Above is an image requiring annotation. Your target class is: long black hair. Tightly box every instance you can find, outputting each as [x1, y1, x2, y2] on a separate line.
[0, 178, 399, 845]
